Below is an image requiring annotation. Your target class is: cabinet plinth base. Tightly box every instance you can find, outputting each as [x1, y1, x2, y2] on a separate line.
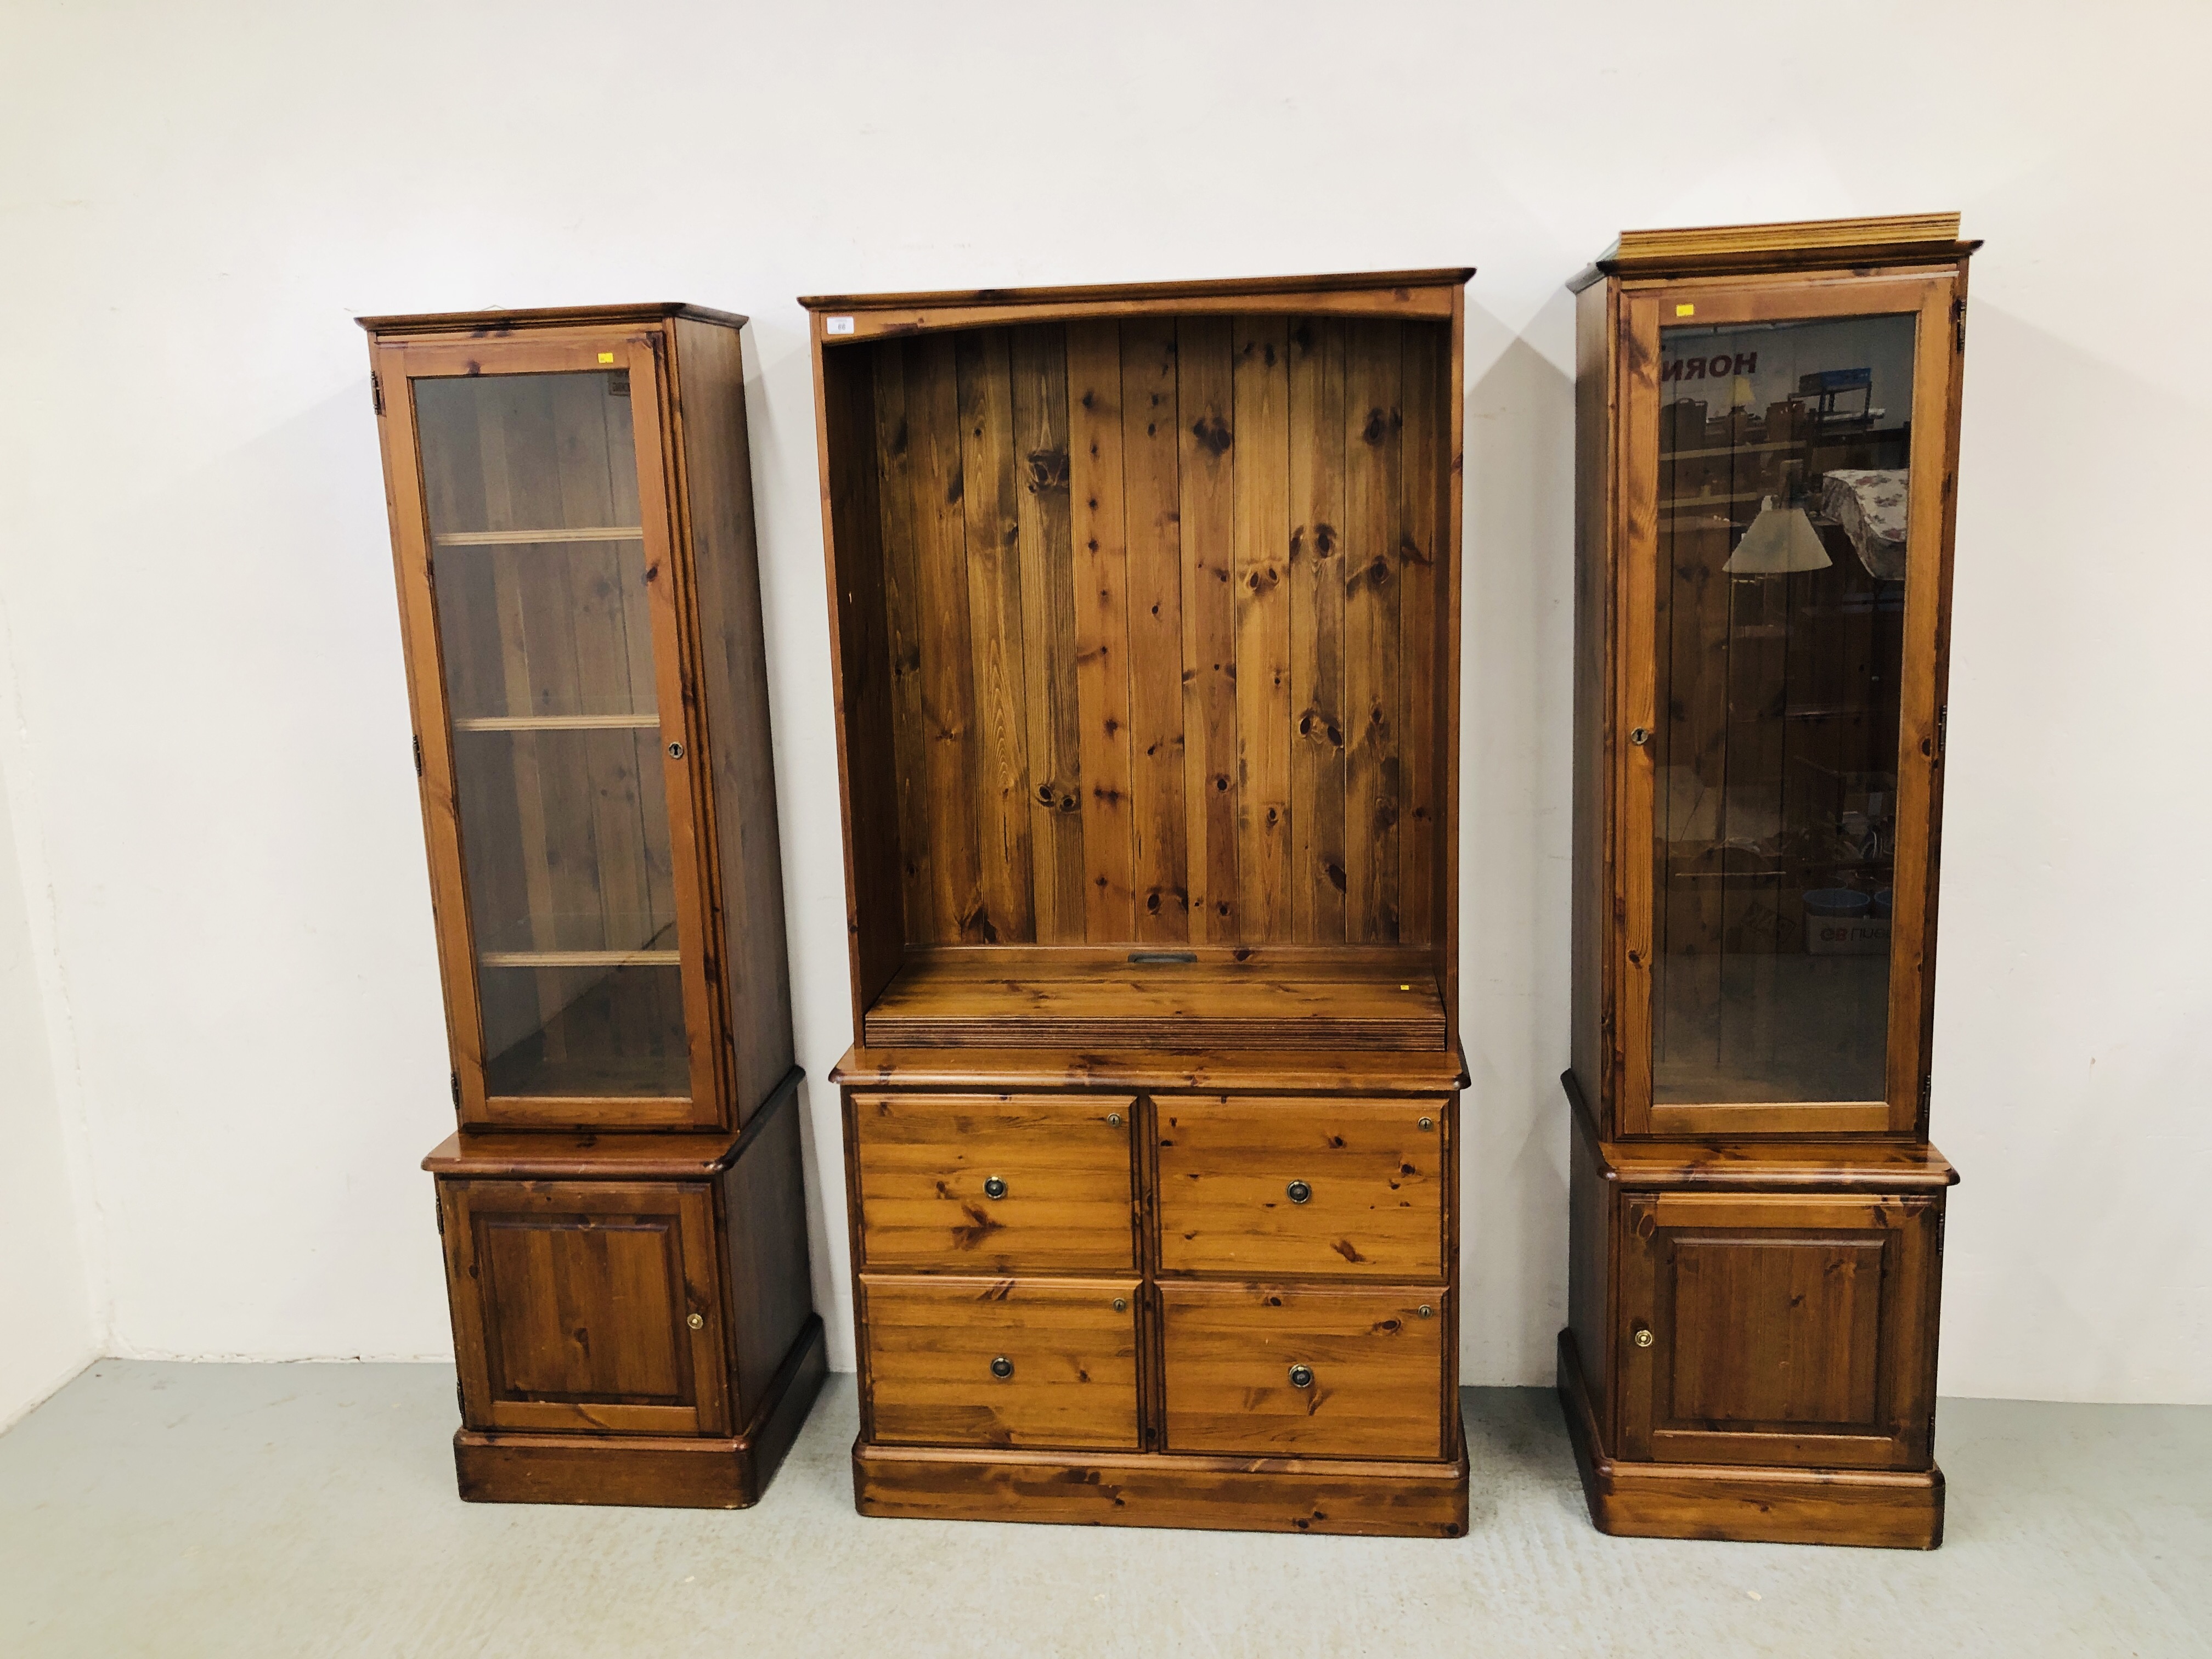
[454, 1314, 827, 1509]
[1556, 1330, 1943, 1550]
[851, 1438, 1470, 1538]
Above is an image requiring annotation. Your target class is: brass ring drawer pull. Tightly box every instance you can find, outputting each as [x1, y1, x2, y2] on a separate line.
[990, 1355, 1014, 1379]
[983, 1176, 1008, 1200]
[1288, 1364, 1315, 1388]
[1286, 1180, 1312, 1204]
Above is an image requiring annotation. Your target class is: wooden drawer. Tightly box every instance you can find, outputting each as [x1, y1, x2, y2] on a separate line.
[1160, 1283, 1448, 1459]
[1618, 1190, 1942, 1470]
[862, 1274, 1141, 1451]
[1154, 1096, 1446, 1278]
[852, 1092, 1135, 1272]
[437, 1178, 729, 1436]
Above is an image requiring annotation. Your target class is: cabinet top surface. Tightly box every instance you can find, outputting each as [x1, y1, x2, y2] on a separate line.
[1573, 213, 1978, 290]
[1598, 1137, 1960, 1190]
[422, 1129, 744, 1177]
[358, 301, 749, 338]
[797, 267, 1476, 313]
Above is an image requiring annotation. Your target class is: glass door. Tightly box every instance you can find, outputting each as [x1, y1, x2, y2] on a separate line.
[1618, 274, 1957, 1136]
[376, 334, 718, 1127]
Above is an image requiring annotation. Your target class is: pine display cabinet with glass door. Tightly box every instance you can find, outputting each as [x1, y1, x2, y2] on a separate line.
[363, 304, 823, 1508]
[1561, 217, 1976, 1548]
[806, 269, 1472, 1537]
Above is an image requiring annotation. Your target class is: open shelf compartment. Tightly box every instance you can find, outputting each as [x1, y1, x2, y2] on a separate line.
[817, 286, 1467, 1057]
[862, 947, 1448, 1051]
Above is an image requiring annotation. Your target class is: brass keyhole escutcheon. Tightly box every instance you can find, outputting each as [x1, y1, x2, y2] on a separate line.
[1111, 1297, 1128, 1313]
[1418, 1116, 1435, 1132]
[1417, 1305, 1435, 1319]
[1633, 1324, 1654, 1349]
[1629, 726, 1650, 746]
[1286, 1180, 1312, 1204]
[1288, 1364, 1315, 1389]
[983, 1176, 1008, 1200]
[686, 1313, 704, 1330]
[667, 740, 685, 759]
[990, 1356, 1013, 1379]
[1106, 1111, 1122, 1126]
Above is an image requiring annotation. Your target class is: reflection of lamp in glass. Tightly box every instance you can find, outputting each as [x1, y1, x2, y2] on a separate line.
[1725, 495, 1831, 574]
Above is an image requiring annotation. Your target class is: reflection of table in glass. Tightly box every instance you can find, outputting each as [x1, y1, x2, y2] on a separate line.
[1650, 312, 1914, 1108]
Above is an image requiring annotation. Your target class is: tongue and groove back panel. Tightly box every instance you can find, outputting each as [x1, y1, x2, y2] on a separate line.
[853, 316, 1454, 952]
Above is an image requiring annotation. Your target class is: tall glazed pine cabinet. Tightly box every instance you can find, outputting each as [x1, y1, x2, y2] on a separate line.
[363, 304, 825, 1507]
[1561, 217, 1977, 1548]
[805, 270, 1474, 1536]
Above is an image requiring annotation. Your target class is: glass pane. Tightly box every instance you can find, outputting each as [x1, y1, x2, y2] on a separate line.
[1650, 314, 1915, 1104]
[414, 370, 689, 1098]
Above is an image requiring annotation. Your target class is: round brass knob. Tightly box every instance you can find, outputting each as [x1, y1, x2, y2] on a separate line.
[983, 1176, 1008, 1200]
[1633, 1325, 1654, 1349]
[990, 1355, 1014, 1379]
[686, 1313, 704, 1330]
[1286, 1180, 1312, 1204]
[1288, 1364, 1314, 1389]
[1418, 1116, 1435, 1132]
[1417, 1305, 1434, 1319]
[1111, 1297, 1128, 1313]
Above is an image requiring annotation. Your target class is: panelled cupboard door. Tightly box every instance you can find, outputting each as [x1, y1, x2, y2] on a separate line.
[861, 1274, 1142, 1451]
[375, 330, 724, 1131]
[852, 1093, 1136, 1272]
[439, 1180, 730, 1436]
[1154, 1096, 1447, 1279]
[1616, 272, 1960, 1139]
[1616, 1192, 1940, 1469]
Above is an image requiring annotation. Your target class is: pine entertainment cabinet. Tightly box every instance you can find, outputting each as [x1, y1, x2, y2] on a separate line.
[363, 303, 825, 1507]
[805, 269, 1474, 1536]
[1561, 217, 1978, 1547]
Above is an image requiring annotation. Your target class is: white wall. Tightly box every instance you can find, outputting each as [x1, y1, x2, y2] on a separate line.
[0, 654, 101, 1427]
[2, 0, 2205, 1404]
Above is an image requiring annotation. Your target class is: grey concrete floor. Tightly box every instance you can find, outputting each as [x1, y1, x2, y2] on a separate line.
[2, 1363, 2208, 1657]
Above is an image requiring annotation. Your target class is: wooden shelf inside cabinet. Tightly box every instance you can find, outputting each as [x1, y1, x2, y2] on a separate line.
[1562, 215, 1975, 1551]
[432, 527, 646, 546]
[365, 303, 817, 1511]
[863, 951, 1448, 1050]
[809, 268, 1471, 1538]
[453, 714, 660, 732]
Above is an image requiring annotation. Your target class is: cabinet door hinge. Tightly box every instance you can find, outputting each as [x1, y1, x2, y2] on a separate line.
[450, 1071, 461, 1107]
[371, 372, 385, 416]
[1951, 297, 1967, 352]
[433, 1193, 444, 1237]
[455, 1379, 467, 1420]
[1918, 1073, 1933, 1116]
[412, 734, 423, 777]
[1935, 704, 1948, 762]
